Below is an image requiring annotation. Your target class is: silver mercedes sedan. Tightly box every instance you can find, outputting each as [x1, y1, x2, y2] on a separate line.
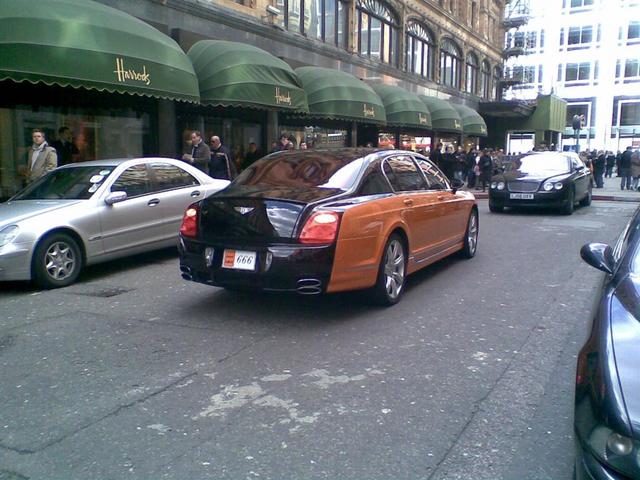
[0, 158, 229, 288]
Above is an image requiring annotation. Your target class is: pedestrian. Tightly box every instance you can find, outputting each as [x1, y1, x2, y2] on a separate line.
[182, 131, 211, 173]
[616, 151, 622, 177]
[276, 134, 290, 151]
[50, 126, 79, 166]
[605, 151, 616, 178]
[465, 148, 477, 188]
[441, 145, 456, 180]
[242, 142, 261, 170]
[455, 146, 466, 181]
[24, 129, 57, 183]
[478, 149, 493, 192]
[430, 142, 443, 170]
[593, 151, 605, 188]
[620, 146, 633, 190]
[632, 149, 640, 191]
[209, 136, 237, 180]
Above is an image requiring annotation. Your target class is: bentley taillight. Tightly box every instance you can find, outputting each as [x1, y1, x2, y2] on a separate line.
[180, 204, 200, 238]
[299, 211, 341, 244]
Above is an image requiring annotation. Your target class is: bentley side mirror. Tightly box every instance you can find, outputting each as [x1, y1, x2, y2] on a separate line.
[450, 178, 464, 193]
[580, 243, 615, 275]
[105, 191, 128, 205]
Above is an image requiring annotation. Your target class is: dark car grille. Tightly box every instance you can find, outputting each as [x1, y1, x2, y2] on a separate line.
[508, 181, 540, 193]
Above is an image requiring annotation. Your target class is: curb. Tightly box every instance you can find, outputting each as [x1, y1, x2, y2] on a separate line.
[465, 192, 639, 203]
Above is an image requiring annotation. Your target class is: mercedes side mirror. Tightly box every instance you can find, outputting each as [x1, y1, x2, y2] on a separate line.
[105, 191, 127, 205]
[580, 243, 615, 275]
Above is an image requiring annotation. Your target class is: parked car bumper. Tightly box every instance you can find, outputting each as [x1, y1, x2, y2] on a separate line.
[0, 242, 33, 281]
[489, 189, 571, 209]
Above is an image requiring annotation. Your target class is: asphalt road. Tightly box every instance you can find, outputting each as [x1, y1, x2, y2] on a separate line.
[0, 199, 637, 480]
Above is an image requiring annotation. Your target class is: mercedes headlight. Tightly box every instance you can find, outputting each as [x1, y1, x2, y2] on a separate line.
[0, 225, 19, 248]
[588, 425, 640, 477]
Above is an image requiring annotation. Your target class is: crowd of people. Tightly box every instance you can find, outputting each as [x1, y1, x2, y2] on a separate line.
[578, 146, 640, 191]
[428, 143, 504, 192]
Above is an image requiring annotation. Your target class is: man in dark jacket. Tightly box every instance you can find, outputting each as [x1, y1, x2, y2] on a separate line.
[209, 136, 237, 180]
[50, 127, 79, 166]
[621, 146, 633, 190]
[465, 148, 477, 188]
[430, 142, 443, 170]
[242, 142, 261, 170]
[478, 149, 493, 192]
[593, 151, 606, 188]
[605, 151, 616, 178]
[183, 131, 211, 173]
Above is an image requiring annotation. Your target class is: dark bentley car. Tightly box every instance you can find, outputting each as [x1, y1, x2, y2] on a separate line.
[574, 207, 640, 479]
[489, 151, 592, 215]
[177, 148, 478, 305]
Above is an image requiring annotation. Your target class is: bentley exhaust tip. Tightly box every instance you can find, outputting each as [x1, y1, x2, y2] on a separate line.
[297, 278, 322, 295]
[180, 265, 193, 281]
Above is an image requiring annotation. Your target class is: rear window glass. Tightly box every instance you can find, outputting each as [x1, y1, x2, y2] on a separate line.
[233, 152, 366, 190]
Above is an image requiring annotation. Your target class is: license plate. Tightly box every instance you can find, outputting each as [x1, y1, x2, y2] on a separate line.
[222, 249, 256, 270]
[510, 193, 534, 200]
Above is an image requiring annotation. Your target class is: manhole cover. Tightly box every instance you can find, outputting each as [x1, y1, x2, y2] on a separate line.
[72, 287, 135, 298]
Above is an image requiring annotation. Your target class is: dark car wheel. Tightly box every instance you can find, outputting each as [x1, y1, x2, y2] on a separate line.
[461, 209, 479, 258]
[371, 234, 406, 306]
[579, 187, 592, 207]
[562, 188, 575, 215]
[33, 233, 83, 289]
[489, 202, 503, 213]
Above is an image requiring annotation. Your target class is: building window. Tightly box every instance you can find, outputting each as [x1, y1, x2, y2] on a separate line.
[565, 62, 591, 83]
[480, 60, 491, 98]
[620, 102, 640, 126]
[526, 31, 537, 49]
[465, 53, 479, 94]
[276, 0, 348, 48]
[567, 26, 593, 47]
[405, 21, 435, 79]
[629, 21, 640, 43]
[356, 0, 399, 65]
[621, 58, 640, 79]
[440, 38, 462, 89]
[566, 103, 590, 128]
[567, 0, 594, 9]
[492, 66, 501, 100]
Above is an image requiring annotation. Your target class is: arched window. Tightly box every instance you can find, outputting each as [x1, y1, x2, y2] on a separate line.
[275, 0, 348, 48]
[465, 53, 479, 94]
[492, 66, 502, 100]
[405, 21, 435, 80]
[357, 0, 399, 65]
[481, 60, 491, 98]
[440, 38, 462, 89]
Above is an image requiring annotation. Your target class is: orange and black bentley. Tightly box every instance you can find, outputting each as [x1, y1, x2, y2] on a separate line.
[178, 148, 478, 305]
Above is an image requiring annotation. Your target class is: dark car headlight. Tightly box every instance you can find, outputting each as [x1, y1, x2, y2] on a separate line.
[491, 181, 505, 190]
[587, 425, 640, 477]
[543, 181, 564, 191]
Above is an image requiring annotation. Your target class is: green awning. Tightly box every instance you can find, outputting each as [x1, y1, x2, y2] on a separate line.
[370, 85, 432, 129]
[188, 40, 308, 112]
[295, 67, 386, 124]
[0, 0, 199, 102]
[452, 104, 488, 137]
[418, 96, 463, 134]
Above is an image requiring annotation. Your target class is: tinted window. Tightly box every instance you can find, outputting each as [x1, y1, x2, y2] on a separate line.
[415, 159, 449, 190]
[383, 156, 428, 191]
[12, 166, 115, 200]
[234, 152, 366, 190]
[150, 163, 199, 191]
[111, 165, 152, 197]
[359, 165, 393, 195]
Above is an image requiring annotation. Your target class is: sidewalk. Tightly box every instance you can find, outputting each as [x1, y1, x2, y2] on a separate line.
[462, 176, 640, 203]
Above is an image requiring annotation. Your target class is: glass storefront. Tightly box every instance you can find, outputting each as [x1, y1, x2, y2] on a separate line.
[0, 104, 151, 200]
[280, 126, 348, 149]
